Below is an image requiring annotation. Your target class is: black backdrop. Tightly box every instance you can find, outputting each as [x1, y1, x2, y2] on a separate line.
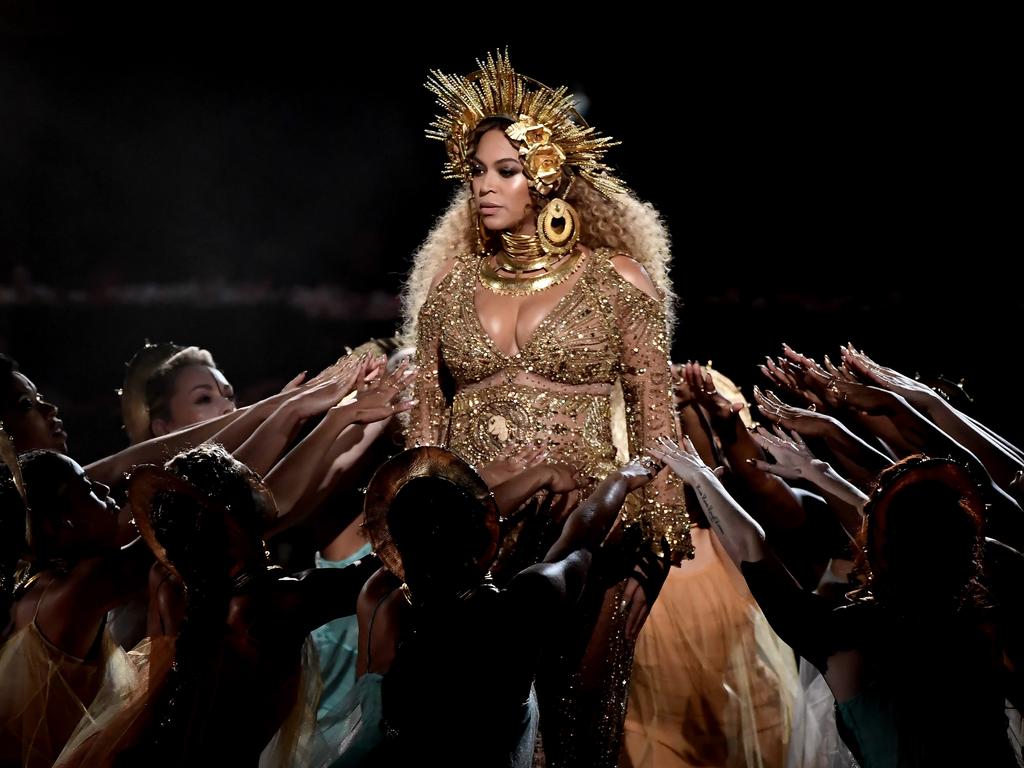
[2, 12, 1019, 462]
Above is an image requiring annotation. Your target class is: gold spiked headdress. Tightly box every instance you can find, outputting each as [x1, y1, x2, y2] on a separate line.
[425, 50, 626, 200]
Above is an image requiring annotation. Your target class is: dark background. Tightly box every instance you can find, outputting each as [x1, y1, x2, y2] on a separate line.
[1, 10, 1019, 463]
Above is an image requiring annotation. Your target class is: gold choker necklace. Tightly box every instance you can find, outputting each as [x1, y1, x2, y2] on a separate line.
[497, 233, 559, 273]
[479, 246, 584, 295]
[500, 232, 545, 261]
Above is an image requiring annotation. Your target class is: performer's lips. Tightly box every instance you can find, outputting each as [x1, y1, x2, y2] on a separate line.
[479, 202, 501, 210]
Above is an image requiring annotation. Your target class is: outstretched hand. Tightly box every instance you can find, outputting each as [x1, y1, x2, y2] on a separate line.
[759, 346, 826, 410]
[749, 425, 819, 480]
[682, 362, 744, 423]
[647, 435, 712, 485]
[282, 354, 366, 421]
[479, 446, 549, 488]
[840, 345, 937, 404]
[753, 386, 840, 439]
[341, 359, 416, 424]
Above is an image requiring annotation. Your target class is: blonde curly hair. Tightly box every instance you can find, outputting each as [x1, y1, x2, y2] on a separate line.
[400, 178, 677, 343]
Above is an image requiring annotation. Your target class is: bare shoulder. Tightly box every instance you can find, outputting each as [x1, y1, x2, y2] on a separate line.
[608, 253, 661, 300]
[357, 566, 399, 618]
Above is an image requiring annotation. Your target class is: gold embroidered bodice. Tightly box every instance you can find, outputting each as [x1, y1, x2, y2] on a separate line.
[406, 247, 692, 562]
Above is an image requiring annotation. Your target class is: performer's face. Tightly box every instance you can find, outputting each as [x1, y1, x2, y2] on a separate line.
[1, 371, 68, 454]
[150, 364, 236, 437]
[469, 127, 535, 234]
[36, 454, 121, 556]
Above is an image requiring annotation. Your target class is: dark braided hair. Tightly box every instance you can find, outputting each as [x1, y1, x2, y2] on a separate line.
[138, 444, 272, 762]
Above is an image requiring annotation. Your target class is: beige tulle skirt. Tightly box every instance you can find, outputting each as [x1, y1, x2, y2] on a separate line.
[0, 622, 139, 768]
[623, 527, 799, 768]
[55, 634, 323, 768]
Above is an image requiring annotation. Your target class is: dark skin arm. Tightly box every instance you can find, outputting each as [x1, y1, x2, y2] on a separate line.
[684, 363, 807, 530]
[779, 345, 920, 459]
[543, 461, 654, 564]
[502, 550, 594, 628]
[287, 555, 382, 637]
[830, 379, 1024, 542]
[843, 346, 1024, 488]
[491, 463, 579, 521]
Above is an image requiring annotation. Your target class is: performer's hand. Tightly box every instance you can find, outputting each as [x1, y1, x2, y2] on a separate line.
[545, 463, 581, 494]
[819, 374, 909, 417]
[822, 351, 860, 385]
[305, 351, 364, 389]
[539, 464, 582, 523]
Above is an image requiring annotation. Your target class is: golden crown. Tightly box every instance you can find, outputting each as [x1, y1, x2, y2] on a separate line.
[425, 50, 626, 199]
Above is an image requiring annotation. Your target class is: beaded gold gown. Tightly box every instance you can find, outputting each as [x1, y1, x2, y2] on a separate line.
[406, 246, 691, 767]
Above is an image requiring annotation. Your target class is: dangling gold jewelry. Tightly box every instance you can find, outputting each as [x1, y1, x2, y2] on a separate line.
[537, 198, 580, 256]
[472, 200, 495, 256]
[479, 246, 584, 295]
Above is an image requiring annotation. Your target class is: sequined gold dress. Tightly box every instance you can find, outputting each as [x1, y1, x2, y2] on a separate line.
[406, 247, 691, 767]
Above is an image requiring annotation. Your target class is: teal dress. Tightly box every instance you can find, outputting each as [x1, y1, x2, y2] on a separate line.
[311, 568, 393, 768]
[311, 545, 374, 728]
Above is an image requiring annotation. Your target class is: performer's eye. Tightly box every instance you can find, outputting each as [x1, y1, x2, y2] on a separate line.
[499, 167, 518, 178]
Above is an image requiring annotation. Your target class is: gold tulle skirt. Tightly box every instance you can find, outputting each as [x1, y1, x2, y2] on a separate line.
[0, 622, 139, 768]
[55, 634, 324, 768]
[623, 528, 799, 768]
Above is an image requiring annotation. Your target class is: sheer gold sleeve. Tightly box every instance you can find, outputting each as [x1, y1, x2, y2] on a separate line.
[605, 256, 693, 563]
[404, 278, 452, 448]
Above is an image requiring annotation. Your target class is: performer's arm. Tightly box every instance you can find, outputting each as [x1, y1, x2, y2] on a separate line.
[405, 261, 456, 448]
[607, 253, 692, 564]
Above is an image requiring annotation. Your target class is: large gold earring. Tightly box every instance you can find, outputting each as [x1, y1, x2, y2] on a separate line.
[537, 198, 580, 256]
